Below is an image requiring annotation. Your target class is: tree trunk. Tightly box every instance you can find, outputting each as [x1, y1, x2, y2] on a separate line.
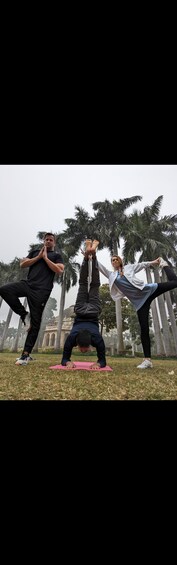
[33, 312, 46, 352]
[11, 298, 28, 353]
[154, 269, 173, 356]
[0, 307, 13, 351]
[115, 300, 125, 353]
[55, 278, 66, 350]
[146, 267, 165, 356]
[38, 323, 46, 348]
[33, 328, 42, 352]
[161, 270, 177, 355]
[112, 242, 124, 354]
[33, 298, 52, 352]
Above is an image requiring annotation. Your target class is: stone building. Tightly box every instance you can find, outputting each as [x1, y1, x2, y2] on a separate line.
[42, 306, 75, 349]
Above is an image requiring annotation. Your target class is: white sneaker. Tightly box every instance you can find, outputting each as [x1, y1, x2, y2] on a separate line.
[137, 359, 153, 369]
[16, 355, 34, 362]
[15, 354, 30, 366]
[158, 257, 168, 268]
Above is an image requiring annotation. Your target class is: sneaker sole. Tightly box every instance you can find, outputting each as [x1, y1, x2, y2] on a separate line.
[137, 366, 153, 369]
[15, 359, 29, 365]
[15, 362, 28, 366]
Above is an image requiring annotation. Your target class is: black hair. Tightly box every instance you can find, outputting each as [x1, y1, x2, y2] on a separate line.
[44, 232, 56, 240]
[76, 330, 91, 347]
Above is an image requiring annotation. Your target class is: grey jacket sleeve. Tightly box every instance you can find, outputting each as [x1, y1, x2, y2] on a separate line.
[133, 261, 152, 273]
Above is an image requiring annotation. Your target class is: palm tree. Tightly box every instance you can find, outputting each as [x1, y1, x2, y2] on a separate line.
[0, 261, 13, 348]
[122, 197, 177, 264]
[0, 261, 10, 309]
[32, 296, 58, 352]
[0, 257, 27, 351]
[145, 266, 165, 355]
[11, 297, 28, 353]
[91, 197, 143, 253]
[63, 207, 92, 252]
[153, 268, 174, 355]
[0, 307, 14, 351]
[99, 284, 116, 336]
[160, 268, 177, 355]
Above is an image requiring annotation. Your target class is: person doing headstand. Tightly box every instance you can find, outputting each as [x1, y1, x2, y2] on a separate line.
[61, 240, 106, 369]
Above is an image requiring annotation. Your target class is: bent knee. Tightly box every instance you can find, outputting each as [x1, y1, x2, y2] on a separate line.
[0, 285, 7, 297]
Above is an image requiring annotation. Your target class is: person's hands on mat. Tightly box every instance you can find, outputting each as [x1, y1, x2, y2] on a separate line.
[65, 361, 76, 369]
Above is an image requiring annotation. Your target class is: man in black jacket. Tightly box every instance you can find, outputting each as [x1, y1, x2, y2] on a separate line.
[61, 240, 106, 369]
[0, 233, 64, 365]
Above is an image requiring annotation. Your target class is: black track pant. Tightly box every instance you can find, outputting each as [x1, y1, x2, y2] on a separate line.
[74, 257, 101, 318]
[137, 266, 177, 357]
[0, 280, 49, 354]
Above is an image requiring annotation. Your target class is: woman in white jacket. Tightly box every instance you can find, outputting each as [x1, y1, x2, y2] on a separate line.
[97, 253, 177, 369]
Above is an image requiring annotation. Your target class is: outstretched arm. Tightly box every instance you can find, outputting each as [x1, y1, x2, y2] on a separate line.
[133, 259, 160, 273]
[97, 261, 111, 279]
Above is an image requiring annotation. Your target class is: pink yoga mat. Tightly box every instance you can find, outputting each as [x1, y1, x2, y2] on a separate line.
[49, 361, 113, 371]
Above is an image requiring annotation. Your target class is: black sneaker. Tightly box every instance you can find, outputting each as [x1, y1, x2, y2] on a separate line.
[16, 355, 35, 362]
[15, 354, 30, 366]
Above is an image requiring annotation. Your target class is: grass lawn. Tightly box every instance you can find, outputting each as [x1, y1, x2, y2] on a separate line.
[0, 352, 177, 400]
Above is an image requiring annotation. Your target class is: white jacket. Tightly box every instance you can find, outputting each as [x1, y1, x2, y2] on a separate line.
[98, 261, 152, 302]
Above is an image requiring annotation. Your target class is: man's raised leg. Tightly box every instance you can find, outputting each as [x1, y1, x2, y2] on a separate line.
[0, 281, 29, 321]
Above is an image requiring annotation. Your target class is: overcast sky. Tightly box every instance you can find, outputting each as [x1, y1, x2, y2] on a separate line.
[0, 164, 177, 327]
